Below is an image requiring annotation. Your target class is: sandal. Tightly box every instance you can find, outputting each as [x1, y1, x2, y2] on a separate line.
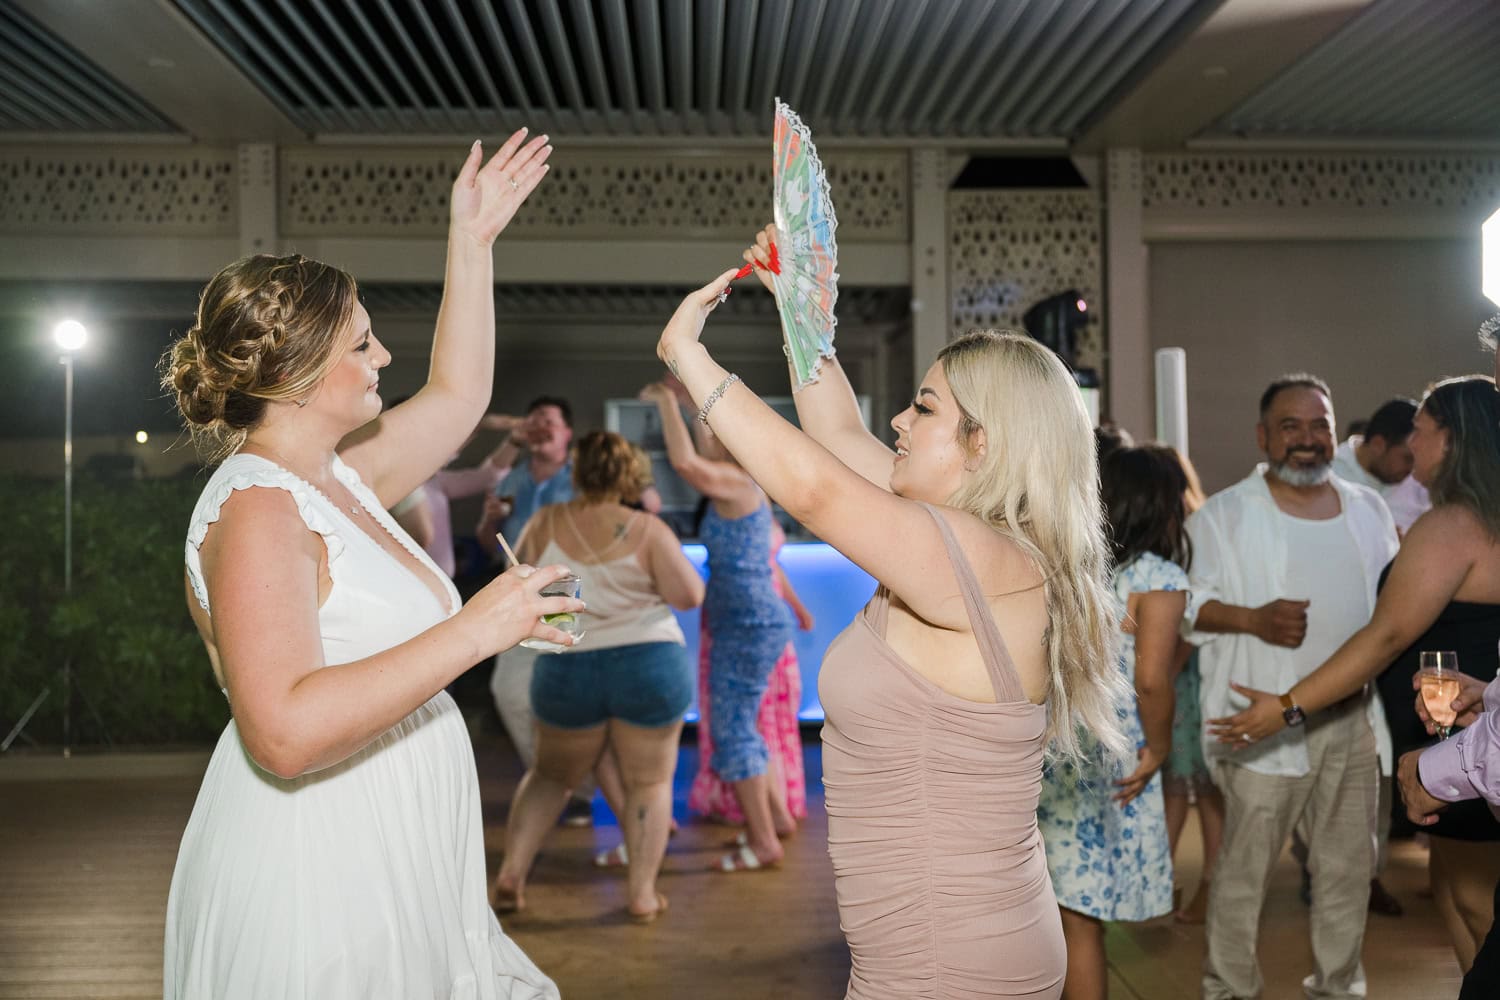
[721, 828, 795, 848]
[627, 892, 669, 925]
[715, 843, 778, 873]
[593, 844, 629, 868]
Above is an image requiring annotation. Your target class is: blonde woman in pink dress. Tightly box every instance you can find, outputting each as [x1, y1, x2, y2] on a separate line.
[653, 228, 1129, 998]
[689, 517, 812, 827]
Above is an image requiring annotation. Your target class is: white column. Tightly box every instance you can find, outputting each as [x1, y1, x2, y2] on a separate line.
[238, 143, 278, 256]
[1104, 148, 1151, 437]
[909, 147, 949, 386]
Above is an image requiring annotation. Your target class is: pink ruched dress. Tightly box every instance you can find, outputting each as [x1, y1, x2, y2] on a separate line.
[818, 504, 1064, 999]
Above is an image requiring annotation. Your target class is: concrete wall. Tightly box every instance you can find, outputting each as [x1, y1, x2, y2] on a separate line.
[1148, 238, 1496, 493]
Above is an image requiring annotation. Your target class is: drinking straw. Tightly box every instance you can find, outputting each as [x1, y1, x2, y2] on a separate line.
[494, 530, 520, 569]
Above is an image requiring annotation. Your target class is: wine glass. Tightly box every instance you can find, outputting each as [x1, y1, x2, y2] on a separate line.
[1419, 651, 1461, 740]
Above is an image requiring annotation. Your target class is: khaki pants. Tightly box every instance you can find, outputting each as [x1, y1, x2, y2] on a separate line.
[1290, 772, 1392, 877]
[1202, 701, 1378, 999]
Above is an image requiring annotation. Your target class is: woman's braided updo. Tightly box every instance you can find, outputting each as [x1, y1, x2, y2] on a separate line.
[160, 254, 357, 462]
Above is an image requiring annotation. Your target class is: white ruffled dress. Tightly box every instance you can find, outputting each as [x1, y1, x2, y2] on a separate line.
[164, 453, 557, 1000]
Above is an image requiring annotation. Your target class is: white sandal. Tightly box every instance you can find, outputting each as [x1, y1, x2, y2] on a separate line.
[593, 844, 629, 868]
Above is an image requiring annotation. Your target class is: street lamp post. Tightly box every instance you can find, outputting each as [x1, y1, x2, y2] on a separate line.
[0, 320, 88, 755]
[54, 319, 85, 756]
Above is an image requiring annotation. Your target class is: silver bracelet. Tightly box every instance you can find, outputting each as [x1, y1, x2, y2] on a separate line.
[697, 373, 741, 425]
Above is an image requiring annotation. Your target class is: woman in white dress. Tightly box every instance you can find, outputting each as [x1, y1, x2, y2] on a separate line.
[160, 131, 571, 999]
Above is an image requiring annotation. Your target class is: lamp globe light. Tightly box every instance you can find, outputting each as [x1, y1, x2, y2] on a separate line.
[53, 319, 87, 352]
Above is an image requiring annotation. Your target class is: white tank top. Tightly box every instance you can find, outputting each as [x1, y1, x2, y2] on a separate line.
[535, 510, 686, 653]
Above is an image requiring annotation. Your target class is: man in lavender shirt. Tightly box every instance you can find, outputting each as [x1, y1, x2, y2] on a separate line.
[1401, 319, 1500, 999]
[1407, 673, 1500, 826]
[1403, 671, 1500, 999]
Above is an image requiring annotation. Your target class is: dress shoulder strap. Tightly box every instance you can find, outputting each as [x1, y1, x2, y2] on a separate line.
[917, 502, 1029, 704]
[184, 454, 346, 615]
[864, 585, 892, 633]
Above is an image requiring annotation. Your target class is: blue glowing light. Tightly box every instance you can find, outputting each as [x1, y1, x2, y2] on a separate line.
[673, 542, 876, 722]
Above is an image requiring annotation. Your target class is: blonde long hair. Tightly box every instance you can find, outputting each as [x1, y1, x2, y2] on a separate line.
[939, 331, 1130, 764]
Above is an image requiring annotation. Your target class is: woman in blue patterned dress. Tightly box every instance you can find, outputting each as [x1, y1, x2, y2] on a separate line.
[1037, 443, 1190, 999]
[1159, 447, 1224, 924]
[641, 381, 796, 871]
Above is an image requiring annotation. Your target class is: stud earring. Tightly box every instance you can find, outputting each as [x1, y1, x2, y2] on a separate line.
[295, 397, 309, 408]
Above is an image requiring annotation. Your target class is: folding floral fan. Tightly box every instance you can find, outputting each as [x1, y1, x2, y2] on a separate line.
[757, 99, 840, 390]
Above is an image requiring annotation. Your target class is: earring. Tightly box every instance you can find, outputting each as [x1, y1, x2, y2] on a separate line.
[295, 397, 309, 408]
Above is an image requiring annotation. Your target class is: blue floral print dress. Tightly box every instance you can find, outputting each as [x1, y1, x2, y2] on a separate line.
[1036, 551, 1185, 921]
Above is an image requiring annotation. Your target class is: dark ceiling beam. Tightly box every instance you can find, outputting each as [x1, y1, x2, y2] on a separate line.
[15, 0, 303, 142]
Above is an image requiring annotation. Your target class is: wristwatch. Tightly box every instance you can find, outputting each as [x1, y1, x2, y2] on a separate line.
[1280, 692, 1306, 727]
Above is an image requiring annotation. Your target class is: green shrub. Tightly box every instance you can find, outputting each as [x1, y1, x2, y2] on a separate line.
[0, 473, 228, 747]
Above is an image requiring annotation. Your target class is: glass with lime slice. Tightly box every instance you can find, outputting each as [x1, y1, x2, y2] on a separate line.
[521, 574, 584, 651]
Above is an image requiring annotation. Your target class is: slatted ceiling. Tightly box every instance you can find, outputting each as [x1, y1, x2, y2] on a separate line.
[1214, 0, 1500, 140]
[1040, 0, 1177, 133]
[164, 0, 1217, 139]
[0, 1, 177, 134]
[1044, 0, 1212, 136]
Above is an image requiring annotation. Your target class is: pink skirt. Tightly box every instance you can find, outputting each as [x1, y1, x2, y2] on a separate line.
[688, 618, 807, 823]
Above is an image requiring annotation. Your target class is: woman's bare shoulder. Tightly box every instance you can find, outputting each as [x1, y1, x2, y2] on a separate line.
[937, 507, 1044, 590]
[1409, 503, 1491, 547]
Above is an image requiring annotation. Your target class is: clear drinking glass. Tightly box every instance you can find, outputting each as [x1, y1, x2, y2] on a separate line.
[520, 574, 584, 652]
[1419, 650, 1461, 739]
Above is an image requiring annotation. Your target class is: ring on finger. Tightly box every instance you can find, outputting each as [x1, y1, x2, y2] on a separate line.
[506, 175, 520, 191]
[1240, 732, 1252, 743]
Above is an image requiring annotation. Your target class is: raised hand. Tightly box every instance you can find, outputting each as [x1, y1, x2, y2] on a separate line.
[479, 413, 525, 433]
[637, 382, 675, 406]
[656, 269, 740, 369]
[450, 129, 553, 248]
[742, 223, 780, 294]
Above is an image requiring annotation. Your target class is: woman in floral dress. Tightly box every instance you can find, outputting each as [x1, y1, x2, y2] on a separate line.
[1037, 443, 1190, 999]
[689, 518, 811, 827]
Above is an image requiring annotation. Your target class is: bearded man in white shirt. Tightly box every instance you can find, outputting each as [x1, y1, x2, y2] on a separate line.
[1331, 397, 1432, 536]
[1187, 373, 1399, 1000]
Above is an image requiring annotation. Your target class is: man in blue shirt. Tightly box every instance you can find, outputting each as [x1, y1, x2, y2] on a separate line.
[477, 395, 574, 556]
[478, 395, 594, 823]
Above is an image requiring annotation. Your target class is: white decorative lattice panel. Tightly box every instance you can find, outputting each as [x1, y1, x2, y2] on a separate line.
[0, 149, 235, 235]
[948, 190, 1103, 369]
[281, 148, 908, 241]
[1145, 154, 1500, 211]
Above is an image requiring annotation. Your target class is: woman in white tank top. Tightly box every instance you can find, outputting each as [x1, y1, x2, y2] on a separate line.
[490, 431, 706, 923]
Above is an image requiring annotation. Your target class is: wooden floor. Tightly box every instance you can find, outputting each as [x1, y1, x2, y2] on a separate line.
[0, 716, 1469, 999]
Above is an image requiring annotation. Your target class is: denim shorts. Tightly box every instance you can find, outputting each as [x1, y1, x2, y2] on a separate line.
[530, 640, 694, 730]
